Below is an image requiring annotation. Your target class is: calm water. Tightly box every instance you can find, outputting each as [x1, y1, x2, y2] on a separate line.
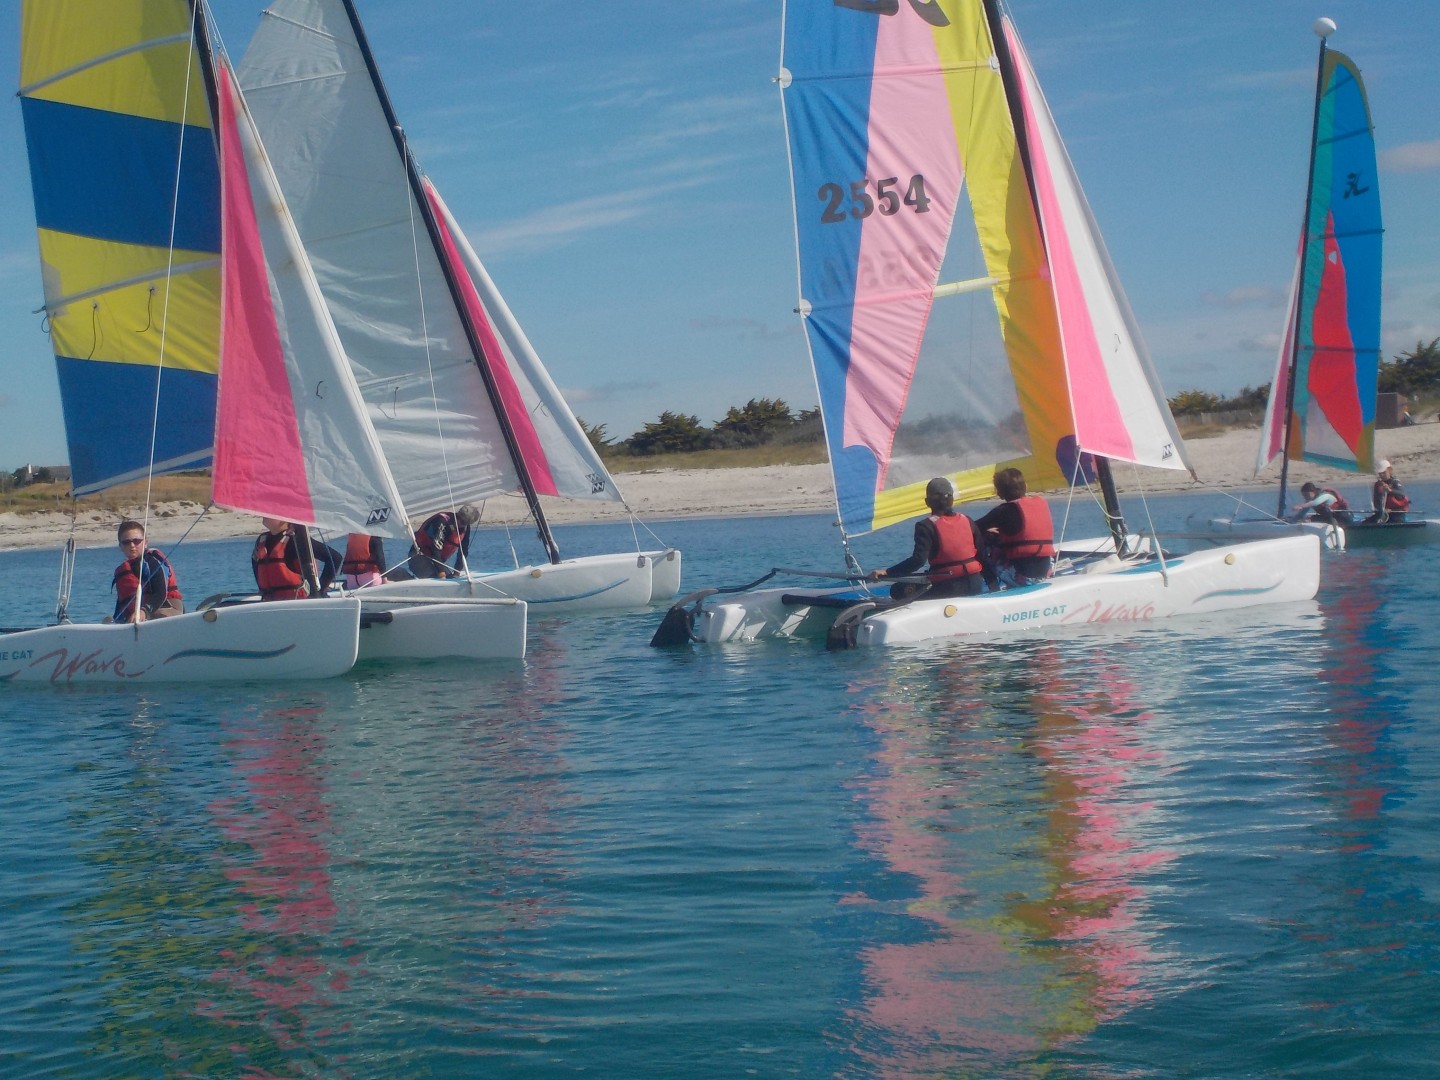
[2, 486, 1438, 1078]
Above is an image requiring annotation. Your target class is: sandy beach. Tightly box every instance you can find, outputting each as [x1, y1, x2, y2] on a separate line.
[5, 422, 1440, 552]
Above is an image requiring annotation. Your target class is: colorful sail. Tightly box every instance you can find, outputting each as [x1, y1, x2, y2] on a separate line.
[1257, 47, 1380, 476]
[18, 0, 220, 495]
[781, 0, 1183, 538]
[1000, 13, 1190, 475]
[211, 58, 411, 543]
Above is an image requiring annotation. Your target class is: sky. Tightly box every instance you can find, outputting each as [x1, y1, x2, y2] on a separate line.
[2, 0, 1437, 473]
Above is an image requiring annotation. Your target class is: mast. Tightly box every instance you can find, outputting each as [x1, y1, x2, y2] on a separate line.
[1276, 20, 1334, 518]
[984, 0, 1129, 549]
[338, 0, 561, 563]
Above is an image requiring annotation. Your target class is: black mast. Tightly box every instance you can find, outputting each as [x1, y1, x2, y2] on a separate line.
[983, 0, 1128, 550]
[1275, 25, 1332, 519]
[339, 0, 561, 564]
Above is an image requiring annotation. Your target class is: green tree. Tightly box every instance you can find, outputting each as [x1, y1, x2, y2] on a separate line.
[625, 411, 711, 455]
[577, 417, 612, 454]
[1167, 389, 1222, 416]
[1379, 337, 1440, 395]
[713, 397, 794, 447]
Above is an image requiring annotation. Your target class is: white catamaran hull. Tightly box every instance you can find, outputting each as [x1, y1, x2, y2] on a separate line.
[690, 536, 1320, 647]
[1202, 516, 1346, 550]
[356, 599, 526, 662]
[361, 550, 679, 613]
[1, 598, 362, 685]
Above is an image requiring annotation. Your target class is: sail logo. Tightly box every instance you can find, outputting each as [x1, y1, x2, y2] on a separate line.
[833, 0, 949, 28]
[1343, 172, 1369, 199]
[366, 507, 392, 526]
[587, 473, 608, 495]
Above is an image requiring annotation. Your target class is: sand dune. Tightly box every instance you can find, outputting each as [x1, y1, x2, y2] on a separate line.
[5, 422, 1439, 551]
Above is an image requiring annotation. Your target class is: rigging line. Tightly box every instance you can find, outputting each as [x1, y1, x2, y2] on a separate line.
[402, 146, 463, 525]
[143, 2, 202, 538]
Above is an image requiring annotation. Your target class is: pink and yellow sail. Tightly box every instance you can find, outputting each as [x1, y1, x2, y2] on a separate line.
[782, 0, 1188, 537]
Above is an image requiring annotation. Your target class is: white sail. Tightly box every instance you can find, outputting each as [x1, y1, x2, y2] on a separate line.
[236, 0, 520, 518]
[212, 57, 413, 544]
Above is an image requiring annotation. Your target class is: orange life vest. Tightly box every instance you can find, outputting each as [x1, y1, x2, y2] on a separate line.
[342, 534, 382, 576]
[1375, 481, 1410, 513]
[113, 550, 182, 619]
[253, 531, 306, 601]
[995, 495, 1056, 561]
[928, 514, 984, 580]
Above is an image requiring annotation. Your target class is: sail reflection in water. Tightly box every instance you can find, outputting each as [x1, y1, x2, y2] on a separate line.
[837, 639, 1178, 1070]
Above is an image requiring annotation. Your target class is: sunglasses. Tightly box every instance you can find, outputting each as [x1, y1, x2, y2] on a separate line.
[119, 537, 145, 547]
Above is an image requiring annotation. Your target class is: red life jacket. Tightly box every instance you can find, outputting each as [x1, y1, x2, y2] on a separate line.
[416, 513, 466, 562]
[928, 514, 983, 579]
[1376, 481, 1410, 512]
[1321, 488, 1349, 511]
[995, 495, 1056, 560]
[113, 550, 182, 619]
[342, 534, 382, 576]
[254, 531, 306, 601]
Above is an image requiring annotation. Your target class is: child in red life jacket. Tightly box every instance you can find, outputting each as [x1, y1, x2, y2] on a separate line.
[111, 520, 183, 622]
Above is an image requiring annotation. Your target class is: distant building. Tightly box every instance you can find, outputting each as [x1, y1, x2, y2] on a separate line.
[13, 463, 71, 486]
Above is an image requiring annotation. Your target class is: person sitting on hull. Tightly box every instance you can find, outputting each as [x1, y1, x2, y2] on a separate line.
[867, 477, 987, 600]
[1289, 482, 1352, 524]
[252, 518, 341, 601]
[341, 533, 389, 589]
[1364, 459, 1410, 524]
[974, 467, 1056, 588]
[409, 504, 479, 580]
[111, 520, 183, 623]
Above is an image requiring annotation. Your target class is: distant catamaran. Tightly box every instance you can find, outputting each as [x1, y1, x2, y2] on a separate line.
[1208, 18, 1436, 548]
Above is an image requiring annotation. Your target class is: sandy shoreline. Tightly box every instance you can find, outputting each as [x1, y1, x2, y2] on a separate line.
[5, 422, 1440, 552]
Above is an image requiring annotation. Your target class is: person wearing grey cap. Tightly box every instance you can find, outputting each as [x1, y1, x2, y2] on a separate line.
[1364, 459, 1410, 524]
[410, 503, 481, 578]
[867, 476, 987, 600]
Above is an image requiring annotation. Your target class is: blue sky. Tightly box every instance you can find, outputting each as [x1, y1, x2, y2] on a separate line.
[2, 1, 1437, 472]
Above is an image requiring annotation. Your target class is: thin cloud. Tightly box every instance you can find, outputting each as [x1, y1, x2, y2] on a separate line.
[562, 380, 660, 407]
[471, 176, 713, 255]
[1381, 139, 1440, 173]
[689, 315, 799, 343]
[1201, 285, 1287, 309]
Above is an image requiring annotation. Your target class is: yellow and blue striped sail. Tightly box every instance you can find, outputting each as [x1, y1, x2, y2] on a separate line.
[19, 0, 220, 495]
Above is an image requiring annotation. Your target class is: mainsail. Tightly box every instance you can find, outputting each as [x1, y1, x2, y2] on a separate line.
[18, 0, 221, 495]
[236, 0, 625, 533]
[1257, 44, 1380, 480]
[781, 0, 1188, 539]
[19, 0, 412, 542]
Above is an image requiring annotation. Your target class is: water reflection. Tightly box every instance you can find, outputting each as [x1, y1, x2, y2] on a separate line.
[838, 637, 1175, 1073]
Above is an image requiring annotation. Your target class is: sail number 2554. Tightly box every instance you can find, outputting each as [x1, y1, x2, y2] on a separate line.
[818, 175, 931, 224]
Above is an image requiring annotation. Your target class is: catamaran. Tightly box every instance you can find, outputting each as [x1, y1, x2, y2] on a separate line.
[1205, 19, 1435, 549]
[5, 0, 524, 685]
[653, 0, 1319, 649]
[235, 0, 681, 613]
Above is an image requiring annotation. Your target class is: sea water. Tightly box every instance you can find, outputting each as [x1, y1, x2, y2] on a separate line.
[1, 485, 1438, 1078]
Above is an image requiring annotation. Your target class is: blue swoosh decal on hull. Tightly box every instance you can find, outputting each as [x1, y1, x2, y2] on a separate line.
[527, 579, 628, 605]
[162, 644, 298, 665]
[1194, 581, 1286, 602]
